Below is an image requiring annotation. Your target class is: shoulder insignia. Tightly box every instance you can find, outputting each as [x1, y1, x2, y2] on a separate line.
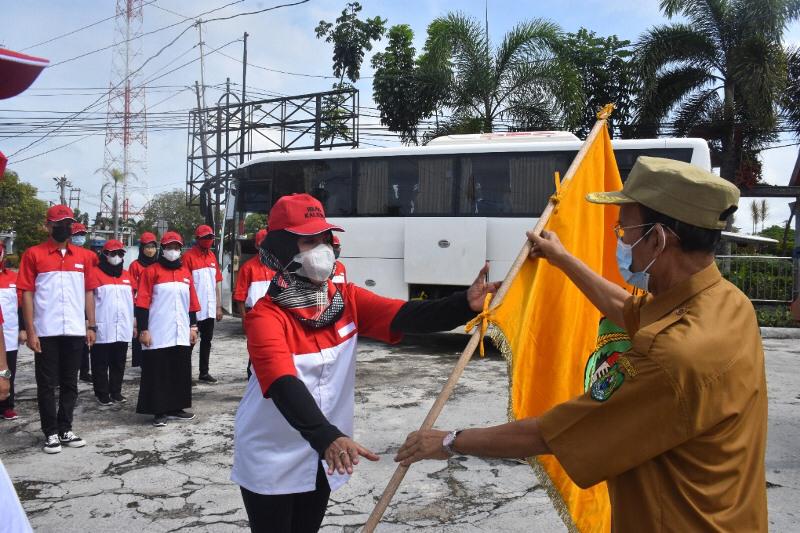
[590, 363, 625, 402]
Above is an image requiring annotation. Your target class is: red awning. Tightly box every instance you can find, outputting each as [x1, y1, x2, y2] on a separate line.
[0, 150, 6, 177]
[0, 48, 49, 100]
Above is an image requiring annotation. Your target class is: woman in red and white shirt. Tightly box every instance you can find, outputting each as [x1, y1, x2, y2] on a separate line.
[134, 232, 200, 427]
[233, 228, 274, 328]
[232, 194, 497, 533]
[0, 242, 23, 421]
[86, 240, 134, 406]
[128, 232, 158, 368]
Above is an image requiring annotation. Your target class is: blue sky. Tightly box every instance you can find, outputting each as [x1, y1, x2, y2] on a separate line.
[2, 0, 799, 231]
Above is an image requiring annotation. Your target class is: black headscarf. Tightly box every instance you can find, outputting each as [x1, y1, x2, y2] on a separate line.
[98, 252, 124, 277]
[136, 242, 157, 267]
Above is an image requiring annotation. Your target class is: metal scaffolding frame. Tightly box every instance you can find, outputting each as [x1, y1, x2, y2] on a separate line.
[185, 86, 359, 213]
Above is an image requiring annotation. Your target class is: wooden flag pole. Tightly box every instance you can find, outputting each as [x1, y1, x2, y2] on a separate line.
[362, 105, 615, 532]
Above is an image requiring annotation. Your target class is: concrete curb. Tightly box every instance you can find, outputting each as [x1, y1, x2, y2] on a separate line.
[761, 327, 800, 339]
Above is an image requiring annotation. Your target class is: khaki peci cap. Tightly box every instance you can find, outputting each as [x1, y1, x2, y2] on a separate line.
[586, 156, 740, 230]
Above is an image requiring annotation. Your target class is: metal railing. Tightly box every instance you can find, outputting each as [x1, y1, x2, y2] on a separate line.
[716, 255, 794, 303]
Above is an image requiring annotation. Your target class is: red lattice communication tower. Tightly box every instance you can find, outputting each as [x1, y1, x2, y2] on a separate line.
[103, 0, 147, 226]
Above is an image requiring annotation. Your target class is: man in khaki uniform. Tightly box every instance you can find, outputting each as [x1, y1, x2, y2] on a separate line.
[396, 157, 768, 532]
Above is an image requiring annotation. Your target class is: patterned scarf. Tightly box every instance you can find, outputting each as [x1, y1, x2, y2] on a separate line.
[260, 247, 344, 329]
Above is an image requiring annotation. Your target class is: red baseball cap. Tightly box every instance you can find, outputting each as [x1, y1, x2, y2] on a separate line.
[103, 239, 125, 252]
[195, 225, 214, 238]
[268, 194, 343, 236]
[71, 222, 87, 235]
[161, 231, 184, 246]
[46, 204, 75, 223]
[255, 228, 268, 247]
[139, 232, 157, 244]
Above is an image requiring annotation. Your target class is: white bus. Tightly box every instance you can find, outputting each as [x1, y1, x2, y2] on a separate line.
[224, 131, 710, 305]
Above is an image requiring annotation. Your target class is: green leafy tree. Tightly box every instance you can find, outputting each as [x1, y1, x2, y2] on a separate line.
[634, 0, 800, 186]
[315, 2, 386, 145]
[140, 190, 204, 245]
[372, 24, 431, 144]
[418, 12, 583, 135]
[244, 213, 267, 235]
[559, 28, 638, 139]
[0, 171, 48, 256]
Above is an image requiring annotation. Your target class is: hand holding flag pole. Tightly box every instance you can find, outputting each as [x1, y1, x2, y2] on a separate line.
[363, 104, 616, 532]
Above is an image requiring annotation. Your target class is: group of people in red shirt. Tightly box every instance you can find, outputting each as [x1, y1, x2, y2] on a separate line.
[0, 205, 237, 449]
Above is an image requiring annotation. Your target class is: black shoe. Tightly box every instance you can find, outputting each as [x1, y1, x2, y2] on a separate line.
[59, 431, 86, 448]
[80, 373, 93, 383]
[43, 434, 62, 454]
[166, 409, 195, 421]
[96, 395, 113, 407]
[198, 374, 217, 383]
[111, 393, 127, 403]
[152, 415, 167, 427]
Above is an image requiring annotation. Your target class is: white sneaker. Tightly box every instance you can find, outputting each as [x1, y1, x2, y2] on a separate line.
[59, 431, 86, 448]
[43, 434, 62, 454]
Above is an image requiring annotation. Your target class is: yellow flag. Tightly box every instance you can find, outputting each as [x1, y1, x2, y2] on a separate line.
[489, 126, 624, 533]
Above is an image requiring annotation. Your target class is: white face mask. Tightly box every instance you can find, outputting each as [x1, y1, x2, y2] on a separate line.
[106, 255, 123, 266]
[292, 243, 335, 283]
[71, 235, 87, 246]
[163, 249, 181, 262]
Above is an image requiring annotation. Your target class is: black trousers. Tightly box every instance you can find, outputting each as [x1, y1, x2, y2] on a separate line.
[131, 336, 142, 367]
[80, 343, 91, 376]
[35, 336, 84, 437]
[240, 463, 331, 533]
[91, 342, 127, 398]
[0, 350, 18, 410]
[193, 318, 215, 376]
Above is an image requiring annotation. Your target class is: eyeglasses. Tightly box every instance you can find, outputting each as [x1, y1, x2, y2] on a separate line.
[104, 251, 125, 258]
[613, 223, 655, 240]
[614, 223, 682, 242]
[198, 235, 214, 240]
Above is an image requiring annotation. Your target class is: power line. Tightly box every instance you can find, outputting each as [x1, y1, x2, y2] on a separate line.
[19, 0, 160, 51]
[8, 0, 309, 158]
[48, 0, 245, 68]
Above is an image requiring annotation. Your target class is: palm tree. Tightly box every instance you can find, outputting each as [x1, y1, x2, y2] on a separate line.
[784, 46, 800, 137]
[419, 12, 582, 135]
[108, 168, 124, 240]
[634, 0, 799, 185]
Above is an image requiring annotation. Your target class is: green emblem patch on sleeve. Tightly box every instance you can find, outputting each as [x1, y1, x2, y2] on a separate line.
[590, 362, 625, 402]
[584, 317, 632, 392]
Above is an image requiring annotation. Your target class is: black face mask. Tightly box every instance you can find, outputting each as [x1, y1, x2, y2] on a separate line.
[51, 224, 72, 243]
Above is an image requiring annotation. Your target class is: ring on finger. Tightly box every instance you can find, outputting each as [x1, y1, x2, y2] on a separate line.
[338, 450, 347, 458]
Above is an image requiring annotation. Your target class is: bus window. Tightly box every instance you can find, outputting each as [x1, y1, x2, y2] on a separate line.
[416, 158, 454, 214]
[355, 157, 455, 216]
[615, 148, 693, 180]
[508, 153, 574, 214]
[387, 158, 417, 215]
[459, 155, 512, 215]
[271, 160, 354, 215]
[357, 159, 389, 215]
[273, 161, 305, 200]
[304, 160, 354, 216]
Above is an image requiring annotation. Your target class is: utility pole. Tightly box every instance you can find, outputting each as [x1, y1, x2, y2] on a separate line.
[196, 19, 208, 110]
[53, 175, 71, 205]
[69, 188, 81, 212]
[239, 32, 248, 165]
[194, 81, 212, 182]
